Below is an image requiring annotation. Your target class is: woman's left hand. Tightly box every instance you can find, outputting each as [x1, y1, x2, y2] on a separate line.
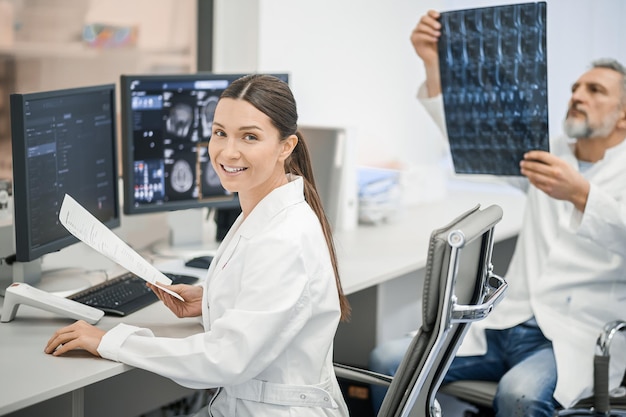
[44, 320, 106, 357]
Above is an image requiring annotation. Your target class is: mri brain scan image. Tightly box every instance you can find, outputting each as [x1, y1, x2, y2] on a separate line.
[170, 159, 194, 193]
[201, 96, 219, 138]
[166, 103, 194, 138]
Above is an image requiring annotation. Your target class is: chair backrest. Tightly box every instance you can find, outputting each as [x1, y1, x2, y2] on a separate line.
[378, 204, 507, 417]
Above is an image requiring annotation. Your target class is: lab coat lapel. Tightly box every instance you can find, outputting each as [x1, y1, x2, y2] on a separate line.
[202, 213, 243, 330]
[235, 176, 305, 238]
[201, 177, 305, 330]
[210, 214, 244, 275]
[209, 178, 304, 276]
[209, 199, 288, 276]
[220, 177, 305, 245]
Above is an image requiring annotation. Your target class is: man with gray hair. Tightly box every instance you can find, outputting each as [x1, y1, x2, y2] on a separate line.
[369, 10, 626, 417]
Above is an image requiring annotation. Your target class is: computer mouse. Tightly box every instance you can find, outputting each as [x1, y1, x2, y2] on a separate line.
[185, 255, 214, 269]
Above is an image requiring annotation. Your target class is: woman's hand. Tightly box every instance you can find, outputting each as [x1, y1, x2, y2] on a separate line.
[148, 283, 204, 318]
[45, 320, 106, 357]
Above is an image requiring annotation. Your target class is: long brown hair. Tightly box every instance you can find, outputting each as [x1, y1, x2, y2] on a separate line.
[221, 74, 350, 321]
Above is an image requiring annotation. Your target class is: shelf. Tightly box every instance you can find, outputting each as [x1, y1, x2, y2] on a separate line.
[0, 41, 97, 59]
[0, 41, 191, 64]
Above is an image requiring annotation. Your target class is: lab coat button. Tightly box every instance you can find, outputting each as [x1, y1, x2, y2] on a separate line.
[324, 396, 329, 402]
[300, 394, 306, 399]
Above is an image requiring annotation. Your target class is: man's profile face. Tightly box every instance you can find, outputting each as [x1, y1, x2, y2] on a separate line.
[563, 67, 625, 139]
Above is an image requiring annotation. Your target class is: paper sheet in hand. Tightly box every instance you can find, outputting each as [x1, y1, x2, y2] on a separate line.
[59, 194, 184, 301]
[438, 2, 549, 175]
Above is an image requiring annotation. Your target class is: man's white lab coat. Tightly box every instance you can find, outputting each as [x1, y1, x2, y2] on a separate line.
[98, 176, 349, 417]
[420, 88, 626, 408]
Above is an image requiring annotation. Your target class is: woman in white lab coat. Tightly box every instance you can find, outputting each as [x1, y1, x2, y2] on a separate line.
[45, 74, 351, 417]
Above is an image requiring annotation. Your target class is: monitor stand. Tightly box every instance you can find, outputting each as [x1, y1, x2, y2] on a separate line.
[168, 208, 207, 248]
[0, 216, 12, 295]
[150, 208, 222, 262]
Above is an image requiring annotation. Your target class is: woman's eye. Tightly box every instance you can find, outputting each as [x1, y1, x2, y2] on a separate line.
[213, 130, 226, 137]
[243, 134, 258, 141]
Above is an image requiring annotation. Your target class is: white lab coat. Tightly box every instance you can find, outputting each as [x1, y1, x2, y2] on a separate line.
[419, 87, 626, 408]
[98, 176, 349, 417]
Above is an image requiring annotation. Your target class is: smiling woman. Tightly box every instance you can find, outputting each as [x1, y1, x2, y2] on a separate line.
[211, 73, 351, 322]
[209, 97, 297, 213]
[45, 73, 351, 417]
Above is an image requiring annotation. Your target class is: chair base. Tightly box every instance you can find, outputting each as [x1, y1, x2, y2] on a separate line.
[558, 411, 626, 417]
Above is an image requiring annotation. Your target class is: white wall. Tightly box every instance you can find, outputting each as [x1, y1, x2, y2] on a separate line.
[214, 0, 442, 171]
[214, 0, 626, 182]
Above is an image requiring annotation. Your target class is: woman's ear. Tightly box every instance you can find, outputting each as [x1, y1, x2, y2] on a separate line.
[279, 134, 298, 161]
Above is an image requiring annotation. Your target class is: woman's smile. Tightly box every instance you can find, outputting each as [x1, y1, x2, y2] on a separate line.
[221, 164, 248, 174]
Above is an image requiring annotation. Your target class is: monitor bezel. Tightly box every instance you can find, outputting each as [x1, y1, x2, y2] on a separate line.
[119, 73, 290, 215]
[10, 84, 121, 262]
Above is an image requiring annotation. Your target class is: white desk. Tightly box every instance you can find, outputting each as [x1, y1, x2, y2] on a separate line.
[0, 179, 525, 417]
[0, 264, 208, 417]
[336, 179, 523, 295]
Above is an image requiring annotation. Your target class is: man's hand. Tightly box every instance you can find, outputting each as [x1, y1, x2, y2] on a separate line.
[410, 9, 441, 66]
[520, 150, 590, 212]
[410, 10, 442, 97]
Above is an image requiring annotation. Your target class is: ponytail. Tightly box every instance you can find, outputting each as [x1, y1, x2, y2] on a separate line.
[221, 74, 350, 321]
[288, 132, 351, 322]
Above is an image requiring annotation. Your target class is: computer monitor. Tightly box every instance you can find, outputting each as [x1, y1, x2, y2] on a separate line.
[298, 125, 358, 232]
[120, 73, 289, 213]
[8, 84, 120, 290]
[119, 73, 289, 248]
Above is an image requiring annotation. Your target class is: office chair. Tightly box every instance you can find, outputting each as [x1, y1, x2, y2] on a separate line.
[439, 320, 626, 416]
[335, 204, 508, 417]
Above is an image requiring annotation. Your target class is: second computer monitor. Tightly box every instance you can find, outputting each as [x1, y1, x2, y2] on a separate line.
[120, 73, 289, 215]
[10, 84, 120, 263]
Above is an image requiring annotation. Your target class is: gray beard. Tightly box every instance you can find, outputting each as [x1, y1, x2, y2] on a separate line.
[563, 111, 619, 140]
[563, 118, 592, 138]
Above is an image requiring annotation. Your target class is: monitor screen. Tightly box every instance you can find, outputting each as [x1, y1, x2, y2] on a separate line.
[120, 73, 289, 215]
[10, 84, 120, 263]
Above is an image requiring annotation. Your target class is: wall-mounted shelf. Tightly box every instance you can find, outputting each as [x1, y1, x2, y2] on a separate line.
[0, 41, 193, 69]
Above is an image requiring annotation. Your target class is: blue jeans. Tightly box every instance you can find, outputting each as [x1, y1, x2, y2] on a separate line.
[369, 318, 560, 416]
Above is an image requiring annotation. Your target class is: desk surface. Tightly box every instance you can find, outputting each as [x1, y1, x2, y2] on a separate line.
[337, 179, 524, 294]
[0, 179, 526, 415]
[0, 296, 205, 415]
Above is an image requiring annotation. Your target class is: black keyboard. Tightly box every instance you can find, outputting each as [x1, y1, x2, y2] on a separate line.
[67, 272, 199, 316]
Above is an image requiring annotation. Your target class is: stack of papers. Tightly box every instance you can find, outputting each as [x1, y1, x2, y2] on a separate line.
[357, 167, 401, 225]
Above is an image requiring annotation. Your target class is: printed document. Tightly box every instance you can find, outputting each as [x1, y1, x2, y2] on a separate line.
[59, 194, 184, 301]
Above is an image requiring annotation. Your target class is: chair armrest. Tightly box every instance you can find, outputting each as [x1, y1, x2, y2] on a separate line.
[592, 320, 626, 414]
[451, 273, 508, 323]
[334, 363, 393, 387]
[596, 320, 626, 357]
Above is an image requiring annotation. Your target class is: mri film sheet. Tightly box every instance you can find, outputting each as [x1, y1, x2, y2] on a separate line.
[438, 2, 549, 176]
